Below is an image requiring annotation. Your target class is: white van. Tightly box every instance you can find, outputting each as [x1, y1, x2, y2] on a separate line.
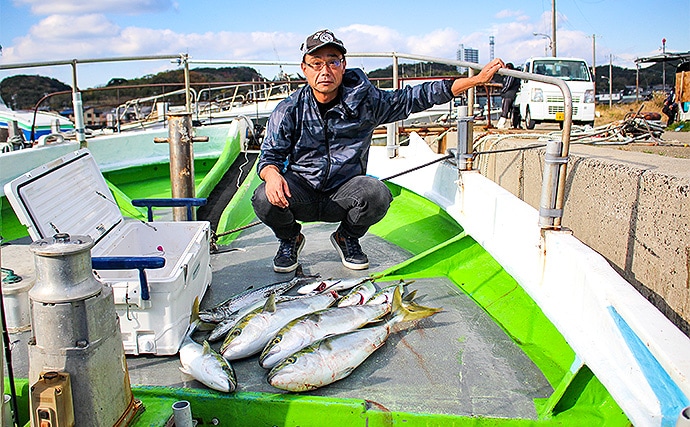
[515, 57, 596, 129]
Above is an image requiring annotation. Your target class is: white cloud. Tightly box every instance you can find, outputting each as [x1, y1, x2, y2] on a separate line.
[0, 8, 648, 87]
[14, 0, 174, 15]
[495, 9, 527, 20]
[337, 24, 404, 53]
[404, 28, 460, 59]
[3, 15, 121, 61]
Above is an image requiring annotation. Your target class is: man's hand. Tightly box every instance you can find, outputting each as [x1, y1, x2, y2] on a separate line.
[474, 58, 505, 85]
[450, 58, 506, 96]
[260, 166, 291, 208]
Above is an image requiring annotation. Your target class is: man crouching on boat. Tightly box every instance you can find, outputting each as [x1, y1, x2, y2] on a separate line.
[252, 29, 504, 273]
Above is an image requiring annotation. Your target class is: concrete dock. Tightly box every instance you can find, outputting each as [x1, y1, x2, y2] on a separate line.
[472, 128, 690, 337]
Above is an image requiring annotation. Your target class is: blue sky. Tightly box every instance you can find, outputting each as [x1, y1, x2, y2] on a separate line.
[0, 0, 688, 88]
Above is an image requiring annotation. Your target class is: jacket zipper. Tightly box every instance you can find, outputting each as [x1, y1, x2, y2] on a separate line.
[318, 112, 332, 191]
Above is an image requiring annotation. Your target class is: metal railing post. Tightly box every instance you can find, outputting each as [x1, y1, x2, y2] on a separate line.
[386, 53, 400, 158]
[153, 112, 208, 221]
[182, 54, 192, 113]
[70, 61, 87, 149]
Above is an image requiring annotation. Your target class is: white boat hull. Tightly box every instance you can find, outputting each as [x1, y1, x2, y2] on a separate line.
[366, 134, 690, 427]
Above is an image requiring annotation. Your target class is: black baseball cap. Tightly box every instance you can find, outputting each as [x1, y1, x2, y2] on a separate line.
[300, 29, 347, 58]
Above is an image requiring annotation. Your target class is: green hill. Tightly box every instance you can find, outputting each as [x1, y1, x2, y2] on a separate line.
[0, 61, 678, 112]
[0, 75, 72, 110]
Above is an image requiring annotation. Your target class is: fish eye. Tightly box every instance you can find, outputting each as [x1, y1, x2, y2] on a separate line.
[286, 356, 296, 365]
[231, 329, 242, 337]
[272, 335, 282, 345]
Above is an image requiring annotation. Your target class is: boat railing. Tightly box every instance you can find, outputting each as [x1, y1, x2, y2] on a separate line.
[1, 52, 572, 229]
[194, 81, 292, 120]
[345, 52, 572, 230]
[114, 87, 197, 131]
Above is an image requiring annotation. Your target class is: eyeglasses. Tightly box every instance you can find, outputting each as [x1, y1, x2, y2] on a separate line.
[304, 58, 344, 71]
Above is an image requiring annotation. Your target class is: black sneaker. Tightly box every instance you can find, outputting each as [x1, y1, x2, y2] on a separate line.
[330, 231, 369, 270]
[273, 234, 305, 273]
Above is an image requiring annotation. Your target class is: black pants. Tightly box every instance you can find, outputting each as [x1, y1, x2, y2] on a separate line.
[512, 105, 522, 128]
[663, 106, 677, 126]
[251, 171, 393, 240]
[500, 95, 517, 120]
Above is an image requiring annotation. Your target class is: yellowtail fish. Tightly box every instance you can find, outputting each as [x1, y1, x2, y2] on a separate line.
[207, 294, 307, 342]
[296, 276, 374, 295]
[337, 279, 377, 307]
[199, 265, 321, 323]
[259, 297, 391, 369]
[220, 291, 339, 360]
[179, 298, 237, 392]
[366, 280, 413, 305]
[267, 288, 440, 392]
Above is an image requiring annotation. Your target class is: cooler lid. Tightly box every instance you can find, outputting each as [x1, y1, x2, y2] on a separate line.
[4, 148, 123, 242]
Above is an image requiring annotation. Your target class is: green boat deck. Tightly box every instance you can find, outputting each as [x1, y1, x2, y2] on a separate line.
[3, 184, 628, 426]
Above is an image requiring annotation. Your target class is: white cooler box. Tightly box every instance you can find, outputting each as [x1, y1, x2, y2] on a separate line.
[4, 148, 212, 356]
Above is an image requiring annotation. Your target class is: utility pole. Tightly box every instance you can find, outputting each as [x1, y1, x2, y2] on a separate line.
[591, 34, 596, 91]
[591, 34, 597, 106]
[609, 54, 613, 108]
[636, 64, 640, 102]
[662, 38, 667, 91]
[551, 0, 557, 57]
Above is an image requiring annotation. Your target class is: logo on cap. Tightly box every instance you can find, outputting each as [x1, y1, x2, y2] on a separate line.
[301, 29, 346, 57]
[318, 32, 334, 43]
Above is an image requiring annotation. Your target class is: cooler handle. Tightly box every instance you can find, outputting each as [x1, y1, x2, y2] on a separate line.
[92, 256, 166, 300]
[131, 198, 207, 222]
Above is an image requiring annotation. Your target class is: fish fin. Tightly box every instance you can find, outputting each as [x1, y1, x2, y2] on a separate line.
[197, 321, 216, 332]
[370, 272, 385, 281]
[400, 279, 416, 286]
[319, 339, 335, 351]
[391, 287, 441, 324]
[202, 340, 213, 355]
[183, 297, 202, 339]
[190, 296, 200, 325]
[403, 289, 418, 302]
[179, 366, 191, 375]
[262, 293, 277, 313]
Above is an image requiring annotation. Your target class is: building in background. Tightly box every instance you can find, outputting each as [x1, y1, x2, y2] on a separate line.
[457, 44, 479, 73]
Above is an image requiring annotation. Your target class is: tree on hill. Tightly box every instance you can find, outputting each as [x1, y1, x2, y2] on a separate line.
[0, 74, 72, 110]
[368, 62, 465, 88]
[81, 66, 266, 108]
[594, 61, 676, 94]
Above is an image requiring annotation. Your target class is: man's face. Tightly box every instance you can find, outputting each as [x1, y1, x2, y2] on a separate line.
[301, 46, 346, 101]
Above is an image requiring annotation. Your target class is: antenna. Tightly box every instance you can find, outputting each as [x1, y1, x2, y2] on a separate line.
[489, 36, 495, 61]
[272, 40, 285, 80]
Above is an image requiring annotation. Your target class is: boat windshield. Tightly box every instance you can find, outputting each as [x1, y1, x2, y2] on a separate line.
[532, 60, 591, 81]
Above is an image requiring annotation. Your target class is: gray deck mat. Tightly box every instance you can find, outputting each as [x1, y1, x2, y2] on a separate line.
[6, 221, 552, 419]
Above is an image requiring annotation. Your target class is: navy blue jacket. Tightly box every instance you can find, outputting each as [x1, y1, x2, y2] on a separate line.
[257, 68, 454, 191]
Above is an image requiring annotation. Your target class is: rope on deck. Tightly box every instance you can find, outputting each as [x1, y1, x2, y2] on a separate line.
[472, 112, 671, 174]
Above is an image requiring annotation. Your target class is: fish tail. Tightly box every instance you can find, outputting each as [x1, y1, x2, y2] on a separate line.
[184, 297, 202, 339]
[389, 286, 441, 325]
[191, 296, 200, 324]
[296, 264, 321, 281]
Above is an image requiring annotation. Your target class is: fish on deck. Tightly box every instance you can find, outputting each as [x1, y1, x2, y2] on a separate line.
[267, 287, 441, 392]
[178, 298, 237, 392]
